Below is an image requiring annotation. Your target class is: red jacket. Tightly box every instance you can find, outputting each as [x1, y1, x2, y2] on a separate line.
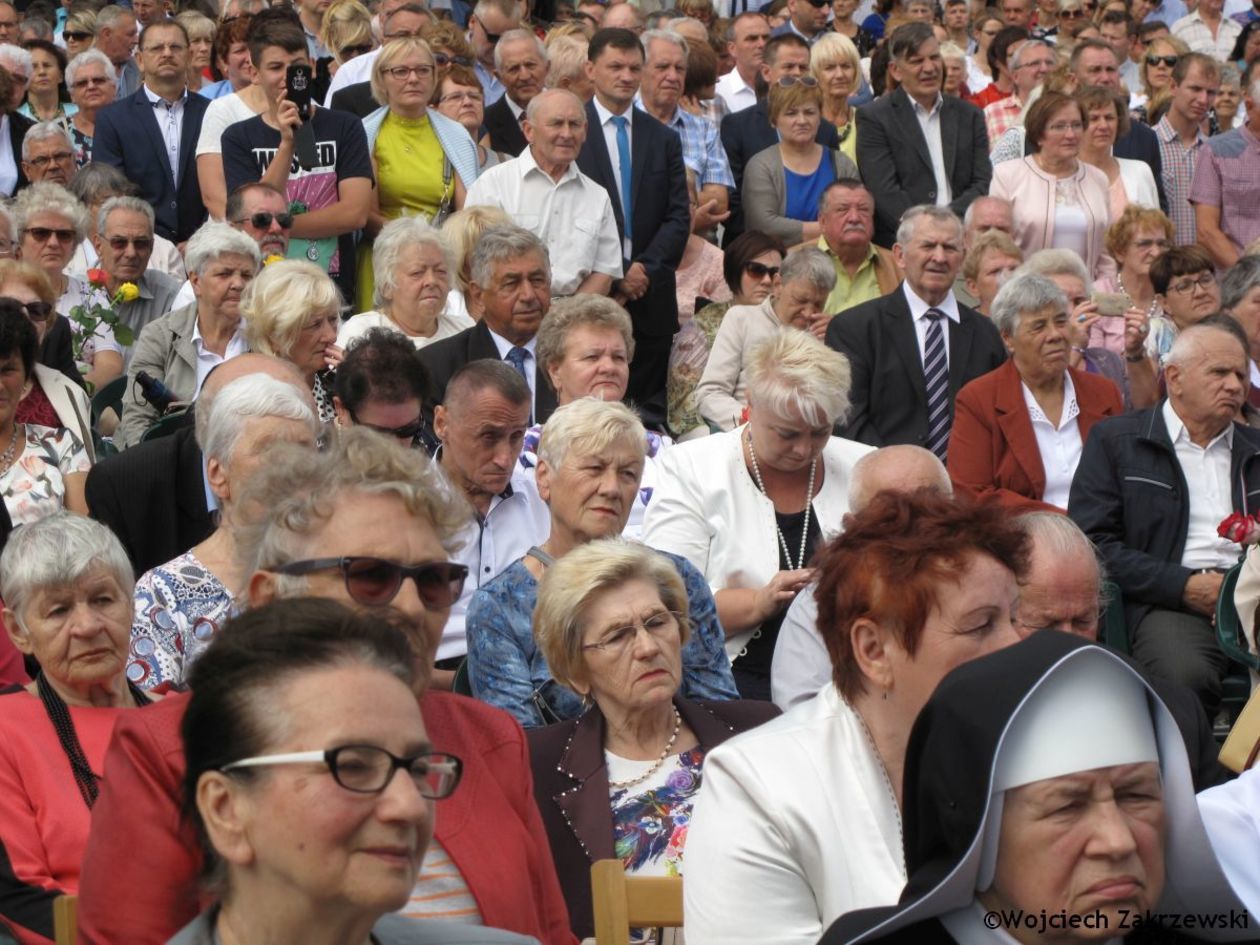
[77, 689, 577, 945]
[947, 359, 1124, 511]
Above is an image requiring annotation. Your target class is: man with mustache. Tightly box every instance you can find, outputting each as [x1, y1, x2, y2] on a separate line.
[466, 89, 622, 298]
[825, 204, 1006, 456]
[1070, 321, 1260, 721]
[791, 179, 899, 316]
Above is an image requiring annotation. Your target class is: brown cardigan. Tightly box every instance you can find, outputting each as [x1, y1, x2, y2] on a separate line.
[527, 697, 780, 940]
[788, 237, 902, 302]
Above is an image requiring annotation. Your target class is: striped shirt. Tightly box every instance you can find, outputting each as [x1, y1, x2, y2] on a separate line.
[637, 99, 737, 190]
[402, 837, 483, 924]
[1155, 115, 1207, 245]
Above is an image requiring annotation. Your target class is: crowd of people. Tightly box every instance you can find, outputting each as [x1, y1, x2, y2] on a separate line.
[2, 0, 1260, 940]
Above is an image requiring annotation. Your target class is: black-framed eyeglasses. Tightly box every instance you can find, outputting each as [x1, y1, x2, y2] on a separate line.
[347, 406, 426, 442]
[1145, 54, 1178, 67]
[222, 745, 463, 798]
[803, 0, 829, 8]
[1168, 272, 1216, 295]
[25, 152, 73, 168]
[235, 211, 294, 230]
[776, 74, 819, 87]
[1060, 7, 1085, 17]
[744, 261, 780, 279]
[272, 556, 469, 608]
[107, 235, 154, 252]
[17, 300, 53, 322]
[339, 43, 373, 59]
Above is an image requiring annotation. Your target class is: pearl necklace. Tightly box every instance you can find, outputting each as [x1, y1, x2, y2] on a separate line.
[745, 428, 817, 571]
[852, 702, 905, 860]
[1116, 271, 1159, 319]
[607, 706, 683, 790]
[0, 424, 23, 478]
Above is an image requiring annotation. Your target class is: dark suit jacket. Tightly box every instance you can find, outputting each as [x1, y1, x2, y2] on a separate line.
[417, 320, 558, 424]
[720, 98, 840, 244]
[328, 79, 379, 120]
[92, 88, 210, 242]
[527, 697, 780, 940]
[483, 95, 528, 157]
[85, 424, 214, 575]
[947, 358, 1123, 511]
[856, 88, 992, 248]
[7, 110, 32, 195]
[576, 101, 690, 340]
[1068, 405, 1260, 634]
[825, 284, 1007, 448]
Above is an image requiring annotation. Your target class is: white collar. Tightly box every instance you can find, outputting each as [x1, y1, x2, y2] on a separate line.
[593, 96, 633, 125]
[909, 91, 944, 116]
[902, 282, 961, 323]
[1021, 371, 1080, 430]
[505, 95, 525, 119]
[486, 325, 538, 358]
[519, 145, 581, 183]
[143, 83, 186, 107]
[1162, 397, 1234, 451]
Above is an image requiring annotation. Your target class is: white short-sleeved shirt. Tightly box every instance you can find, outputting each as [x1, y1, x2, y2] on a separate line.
[196, 93, 261, 157]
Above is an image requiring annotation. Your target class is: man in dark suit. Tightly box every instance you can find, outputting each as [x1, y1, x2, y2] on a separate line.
[328, 79, 378, 118]
[856, 22, 992, 249]
[826, 205, 1007, 455]
[575, 27, 689, 405]
[720, 32, 839, 244]
[418, 225, 557, 425]
[481, 28, 546, 157]
[92, 20, 209, 243]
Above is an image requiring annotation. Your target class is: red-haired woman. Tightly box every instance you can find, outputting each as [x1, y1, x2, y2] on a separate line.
[680, 489, 1030, 945]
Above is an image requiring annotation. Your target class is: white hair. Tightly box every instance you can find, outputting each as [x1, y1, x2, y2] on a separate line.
[65, 48, 117, 88]
[202, 374, 319, 467]
[492, 27, 546, 71]
[21, 121, 73, 161]
[184, 219, 262, 276]
[641, 28, 688, 60]
[0, 43, 31, 77]
[97, 195, 155, 235]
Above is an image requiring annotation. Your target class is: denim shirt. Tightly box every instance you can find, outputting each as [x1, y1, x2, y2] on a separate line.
[465, 550, 739, 728]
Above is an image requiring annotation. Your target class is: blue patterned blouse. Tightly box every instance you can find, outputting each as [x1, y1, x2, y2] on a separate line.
[465, 549, 738, 727]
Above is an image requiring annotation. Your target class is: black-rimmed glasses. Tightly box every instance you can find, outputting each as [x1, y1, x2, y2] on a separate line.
[272, 556, 469, 608]
[222, 745, 463, 798]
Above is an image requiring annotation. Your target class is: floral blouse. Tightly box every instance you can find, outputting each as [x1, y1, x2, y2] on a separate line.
[666, 300, 734, 439]
[0, 424, 90, 526]
[128, 550, 235, 690]
[464, 553, 738, 728]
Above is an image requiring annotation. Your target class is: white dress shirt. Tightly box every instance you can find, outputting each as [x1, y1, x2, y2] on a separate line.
[191, 318, 247, 394]
[1022, 371, 1082, 510]
[910, 92, 952, 207]
[715, 68, 757, 115]
[143, 84, 187, 186]
[0, 115, 16, 196]
[1163, 399, 1239, 569]
[592, 96, 635, 260]
[485, 326, 539, 416]
[903, 282, 961, 365]
[465, 147, 623, 295]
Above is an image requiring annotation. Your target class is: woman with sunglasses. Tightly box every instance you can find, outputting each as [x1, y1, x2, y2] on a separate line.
[128, 375, 319, 691]
[176, 598, 536, 945]
[320, 0, 376, 80]
[62, 11, 97, 62]
[65, 49, 116, 167]
[1133, 35, 1186, 123]
[358, 38, 479, 313]
[743, 79, 858, 248]
[666, 229, 785, 440]
[526, 538, 777, 942]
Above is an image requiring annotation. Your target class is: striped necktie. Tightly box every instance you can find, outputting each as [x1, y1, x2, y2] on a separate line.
[923, 308, 951, 461]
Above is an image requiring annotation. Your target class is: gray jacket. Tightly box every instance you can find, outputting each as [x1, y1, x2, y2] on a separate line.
[167, 910, 542, 945]
[742, 145, 859, 246]
[115, 302, 200, 450]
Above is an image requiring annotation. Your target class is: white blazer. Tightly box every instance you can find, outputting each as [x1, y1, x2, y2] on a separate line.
[642, 426, 873, 659]
[683, 684, 907, 945]
[1118, 156, 1160, 210]
[34, 364, 94, 463]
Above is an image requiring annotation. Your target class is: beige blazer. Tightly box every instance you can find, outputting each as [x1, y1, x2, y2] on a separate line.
[694, 299, 783, 432]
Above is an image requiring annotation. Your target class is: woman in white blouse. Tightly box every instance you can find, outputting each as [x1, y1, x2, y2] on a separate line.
[643, 330, 870, 700]
[337, 216, 472, 351]
[1075, 85, 1160, 220]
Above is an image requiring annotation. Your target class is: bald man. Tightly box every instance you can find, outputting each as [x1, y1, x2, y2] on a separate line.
[85, 354, 313, 574]
[771, 445, 952, 708]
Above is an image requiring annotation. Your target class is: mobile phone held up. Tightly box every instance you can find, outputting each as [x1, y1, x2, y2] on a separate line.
[286, 62, 314, 122]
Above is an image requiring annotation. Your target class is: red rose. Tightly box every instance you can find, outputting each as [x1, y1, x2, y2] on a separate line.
[86, 268, 109, 288]
[1218, 512, 1258, 544]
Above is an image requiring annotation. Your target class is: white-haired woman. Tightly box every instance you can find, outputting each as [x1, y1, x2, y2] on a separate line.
[466, 397, 737, 728]
[695, 247, 835, 432]
[337, 216, 473, 351]
[947, 272, 1123, 512]
[116, 221, 262, 448]
[644, 331, 872, 700]
[0, 513, 153, 943]
[241, 260, 343, 423]
[128, 375, 319, 690]
[65, 50, 117, 166]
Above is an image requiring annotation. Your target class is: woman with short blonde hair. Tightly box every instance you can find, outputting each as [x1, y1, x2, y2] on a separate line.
[810, 33, 861, 160]
[320, 0, 375, 70]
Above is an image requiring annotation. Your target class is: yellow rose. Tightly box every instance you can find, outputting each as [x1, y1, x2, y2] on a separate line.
[117, 282, 141, 303]
[264, 254, 286, 266]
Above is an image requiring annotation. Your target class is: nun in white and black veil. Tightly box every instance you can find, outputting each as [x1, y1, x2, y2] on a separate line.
[820, 631, 1256, 945]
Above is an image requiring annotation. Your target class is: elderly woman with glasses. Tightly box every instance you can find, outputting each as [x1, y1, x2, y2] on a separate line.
[65, 49, 116, 166]
[357, 37, 480, 312]
[696, 247, 835, 433]
[466, 397, 737, 728]
[116, 221, 261, 449]
[0, 513, 154, 945]
[338, 216, 472, 353]
[1088, 204, 1173, 357]
[947, 272, 1123, 511]
[176, 599, 534, 945]
[527, 538, 778, 941]
[128, 375, 319, 691]
[743, 79, 859, 247]
[646, 331, 871, 700]
[667, 230, 786, 439]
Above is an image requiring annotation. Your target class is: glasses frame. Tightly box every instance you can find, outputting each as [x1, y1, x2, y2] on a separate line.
[106, 235, 155, 252]
[1145, 54, 1178, 67]
[581, 610, 684, 655]
[271, 556, 469, 608]
[17, 300, 53, 322]
[346, 406, 426, 442]
[23, 226, 76, 243]
[776, 74, 819, 87]
[1167, 272, 1216, 295]
[744, 261, 781, 279]
[235, 211, 295, 230]
[222, 745, 464, 798]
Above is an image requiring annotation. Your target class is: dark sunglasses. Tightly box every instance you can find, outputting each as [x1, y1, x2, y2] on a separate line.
[433, 51, 472, 67]
[1060, 7, 1085, 16]
[347, 407, 426, 442]
[107, 235, 154, 252]
[804, 0, 829, 8]
[24, 226, 75, 243]
[474, 15, 502, 44]
[777, 74, 819, 87]
[1145, 54, 1178, 66]
[63, 30, 93, 41]
[272, 556, 469, 608]
[744, 261, 781, 279]
[236, 211, 294, 229]
[18, 300, 53, 322]
[339, 43, 373, 58]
